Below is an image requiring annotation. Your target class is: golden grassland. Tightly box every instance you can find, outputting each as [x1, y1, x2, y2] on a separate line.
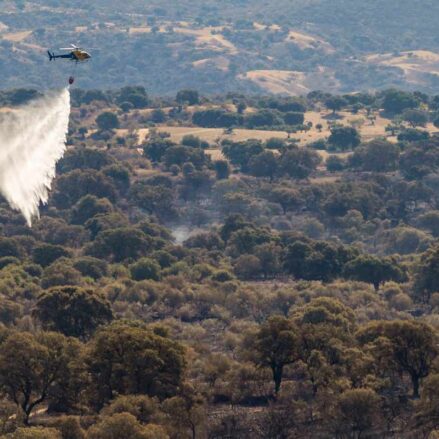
[78, 104, 439, 165]
[2, 30, 32, 42]
[366, 50, 439, 86]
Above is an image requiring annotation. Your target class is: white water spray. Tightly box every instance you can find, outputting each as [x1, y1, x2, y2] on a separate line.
[0, 88, 70, 226]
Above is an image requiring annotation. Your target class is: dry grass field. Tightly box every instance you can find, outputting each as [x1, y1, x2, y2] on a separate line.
[239, 71, 310, 95]
[174, 26, 238, 54]
[155, 126, 290, 144]
[240, 68, 339, 96]
[285, 30, 335, 53]
[309, 175, 341, 184]
[366, 50, 439, 86]
[3, 31, 32, 42]
[102, 107, 439, 164]
[192, 56, 230, 71]
[77, 101, 439, 167]
[146, 108, 438, 163]
[150, 109, 399, 145]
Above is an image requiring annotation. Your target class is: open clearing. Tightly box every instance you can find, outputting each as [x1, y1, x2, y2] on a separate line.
[366, 50, 439, 85]
[239, 71, 310, 95]
[136, 109, 438, 162]
[2, 31, 32, 42]
[126, 24, 238, 55]
[174, 27, 237, 54]
[155, 126, 289, 145]
[240, 68, 339, 96]
[192, 56, 230, 71]
[82, 105, 439, 165]
[151, 109, 402, 146]
[113, 128, 149, 145]
[310, 175, 341, 184]
[129, 27, 152, 34]
[253, 22, 281, 31]
[286, 30, 334, 53]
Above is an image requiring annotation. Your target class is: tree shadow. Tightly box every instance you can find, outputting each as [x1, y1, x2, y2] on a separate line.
[322, 113, 343, 121]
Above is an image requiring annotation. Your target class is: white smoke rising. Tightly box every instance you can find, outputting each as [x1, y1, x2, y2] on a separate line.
[0, 88, 70, 226]
[172, 226, 192, 244]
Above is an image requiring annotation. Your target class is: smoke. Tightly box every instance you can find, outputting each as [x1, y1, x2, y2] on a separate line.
[171, 226, 192, 244]
[0, 88, 70, 226]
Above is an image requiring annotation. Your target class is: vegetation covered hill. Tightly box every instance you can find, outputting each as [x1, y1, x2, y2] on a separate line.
[2, 0, 439, 93]
[0, 88, 439, 437]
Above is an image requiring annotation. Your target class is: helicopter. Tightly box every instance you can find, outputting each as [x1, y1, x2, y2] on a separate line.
[47, 44, 91, 63]
[47, 44, 91, 84]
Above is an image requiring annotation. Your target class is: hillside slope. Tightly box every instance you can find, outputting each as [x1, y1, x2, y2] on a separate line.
[1, 0, 439, 93]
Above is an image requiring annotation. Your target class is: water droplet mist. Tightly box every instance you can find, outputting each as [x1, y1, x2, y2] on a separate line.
[0, 88, 70, 226]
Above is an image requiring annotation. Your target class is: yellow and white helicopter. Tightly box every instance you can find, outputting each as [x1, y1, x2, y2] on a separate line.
[47, 44, 91, 62]
[47, 44, 91, 84]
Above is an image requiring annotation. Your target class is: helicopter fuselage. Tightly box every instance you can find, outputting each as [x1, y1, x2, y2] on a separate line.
[48, 49, 91, 62]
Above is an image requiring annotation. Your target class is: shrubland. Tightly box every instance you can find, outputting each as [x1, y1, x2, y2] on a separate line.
[0, 88, 439, 437]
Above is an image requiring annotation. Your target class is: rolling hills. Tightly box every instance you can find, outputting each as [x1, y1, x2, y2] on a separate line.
[1, 0, 439, 94]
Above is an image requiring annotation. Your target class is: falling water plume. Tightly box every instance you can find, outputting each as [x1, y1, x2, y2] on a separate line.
[0, 88, 70, 226]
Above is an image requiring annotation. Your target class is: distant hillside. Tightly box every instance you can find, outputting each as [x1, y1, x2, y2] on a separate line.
[1, 0, 439, 94]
